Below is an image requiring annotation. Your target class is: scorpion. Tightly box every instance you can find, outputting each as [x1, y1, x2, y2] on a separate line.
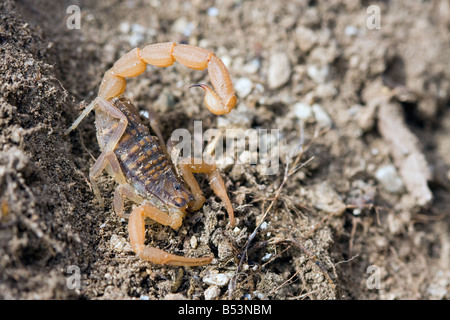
[65, 42, 237, 266]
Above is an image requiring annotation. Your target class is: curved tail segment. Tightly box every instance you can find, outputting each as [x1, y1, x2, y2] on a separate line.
[98, 42, 237, 115]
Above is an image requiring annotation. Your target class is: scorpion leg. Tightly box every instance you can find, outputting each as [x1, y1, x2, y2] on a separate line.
[89, 152, 126, 207]
[64, 99, 98, 136]
[114, 184, 143, 219]
[178, 158, 235, 227]
[88, 98, 129, 205]
[128, 203, 213, 266]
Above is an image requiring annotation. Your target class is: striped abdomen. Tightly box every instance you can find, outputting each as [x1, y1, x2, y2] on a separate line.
[100, 97, 193, 208]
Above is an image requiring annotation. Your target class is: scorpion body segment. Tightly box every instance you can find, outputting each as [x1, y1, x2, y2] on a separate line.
[96, 98, 192, 209]
[65, 43, 237, 266]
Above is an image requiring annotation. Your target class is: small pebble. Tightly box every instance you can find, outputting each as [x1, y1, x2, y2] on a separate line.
[235, 77, 253, 98]
[243, 59, 261, 74]
[345, 25, 359, 37]
[315, 83, 337, 98]
[119, 22, 130, 33]
[307, 64, 329, 84]
[139, 110, 149, 119]
[268, 52, 291, 89]
[207, 7, 219, 17]
[262, 253, 272, 262]
[190, 235, 198, 249]
[221, 55, 232, 68]
[295, 26, 317, 52]
[110, 234, 132, 252]
[256, 292, 265, 299]
[294, 102, 313, 120]
[312, 104, 332, 127]
[375, 164, 404, 193]
[204, 286, 220, 300]
[203, 273, 230, 287]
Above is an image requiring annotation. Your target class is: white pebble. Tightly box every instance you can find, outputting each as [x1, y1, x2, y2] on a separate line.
[235, 77, 253, 98]
[294, 102, 313, 120]
[139, 110, 149, 119]
[203, 273, 230, 287]
[262, 253, 272, 262]
[268, 53, 291, 89]
[375, 164, 404, 193]
[243, 59, 261, 74]
[256, 292, 266, 299]
[190, 235, 198, 249]
[119, 22, 130, 33]
[295, 26, 317, 52]
[204, 286, 220, 300]
[312, 104, 332, 127]
[110, 234, 130, 252]
[316, 83, 337, 98]
[221, 55, 232, 68]
[345, 25, 359, 37]
[307, 64, 329, 84]
[207, 7, 219, 17]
